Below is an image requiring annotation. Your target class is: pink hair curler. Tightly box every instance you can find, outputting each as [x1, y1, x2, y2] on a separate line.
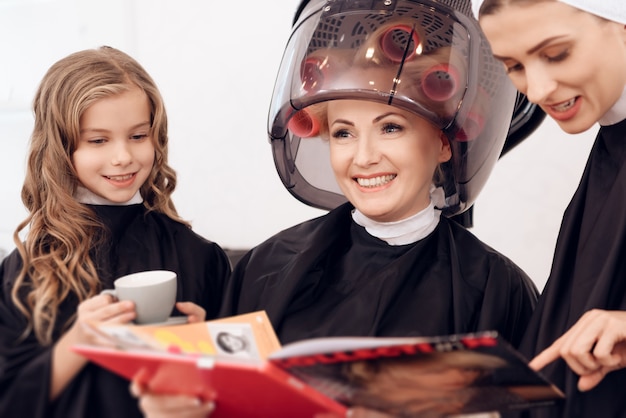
[420, 63, 461, 102]
[288, 109, 320, 138]
[455, 111, 485, 142]
[300, 57, 328, 92]
[379, 24, 421, 63]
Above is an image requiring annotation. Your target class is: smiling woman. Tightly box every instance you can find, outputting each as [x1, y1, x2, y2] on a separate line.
[315, 99, 451, 223]
[132, 1, 542, 417]
[478, 1, 626, 417]
[479, 0, 626, 134]
[224, 0, 539, 347]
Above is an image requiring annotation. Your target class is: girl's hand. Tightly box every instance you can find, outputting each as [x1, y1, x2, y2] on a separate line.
[51, 293, 136, 399]
[70, 293, 137, 346]
[130, 377, 215, 418]
[176, 302, 206, 323]
[529, 309, 626, 391]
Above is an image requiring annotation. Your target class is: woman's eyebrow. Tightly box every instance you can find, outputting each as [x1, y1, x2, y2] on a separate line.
[493, 35, 570, 61]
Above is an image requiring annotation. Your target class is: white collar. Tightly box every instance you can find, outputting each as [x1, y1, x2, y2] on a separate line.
[599, 86, 626, 126]
[74, 186, 143, 206]
[351, 187, 444, 246]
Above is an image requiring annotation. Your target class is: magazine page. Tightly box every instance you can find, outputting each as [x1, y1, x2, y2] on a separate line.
[86, 310, 281, 360]
[270, 334, 467, 359]
[269, 331, 564, 417]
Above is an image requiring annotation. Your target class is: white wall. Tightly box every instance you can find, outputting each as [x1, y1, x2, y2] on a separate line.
[0, 0, 596, 290]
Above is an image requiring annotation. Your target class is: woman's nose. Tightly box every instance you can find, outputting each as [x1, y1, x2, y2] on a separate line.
[353, 136, 381, 167]
[524, 66, 558, 105]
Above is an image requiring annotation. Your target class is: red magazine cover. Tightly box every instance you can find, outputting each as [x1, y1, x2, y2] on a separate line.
[73, 313, 563, 418]
[72, 345, 346, 418]
[72, 311, 346, 418]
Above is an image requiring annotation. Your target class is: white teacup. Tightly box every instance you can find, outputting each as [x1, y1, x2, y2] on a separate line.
[102, 270, 177, 324]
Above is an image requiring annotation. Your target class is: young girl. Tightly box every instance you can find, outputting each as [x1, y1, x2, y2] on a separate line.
[478, 1, 626, 416]
[0, 46, 230, 418]
[134, 0, 539, 416]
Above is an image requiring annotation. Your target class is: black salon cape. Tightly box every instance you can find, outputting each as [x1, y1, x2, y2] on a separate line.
[0, 204, 230, 418]
[221, 203, 538, 347]
[517, 119, 626, 418]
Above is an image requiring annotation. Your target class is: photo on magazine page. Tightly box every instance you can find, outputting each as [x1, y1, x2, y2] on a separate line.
[270, 332, 564, 417]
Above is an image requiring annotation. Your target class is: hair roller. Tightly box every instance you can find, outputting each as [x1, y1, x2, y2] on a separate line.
[455, 111, 485, 141]
[300, 56, 327, 92]
[455, 87, 490, 141]
[379, 24, 422, 62]
[419, 47, 467, 102]
[353, 20, 423, 66]
[421, 63, 461, 102]
[287, 108, 320, 138]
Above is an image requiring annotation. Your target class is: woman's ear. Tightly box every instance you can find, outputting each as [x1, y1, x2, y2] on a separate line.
[438, 132, 452, 163]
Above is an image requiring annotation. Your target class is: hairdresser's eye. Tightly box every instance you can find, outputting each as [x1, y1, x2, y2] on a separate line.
[545, 49, 569, 63]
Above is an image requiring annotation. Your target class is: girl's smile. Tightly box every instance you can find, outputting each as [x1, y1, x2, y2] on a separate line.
[73, 87, 155, 203]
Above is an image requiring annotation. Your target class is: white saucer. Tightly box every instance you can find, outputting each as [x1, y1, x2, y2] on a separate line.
[142, 316, 188, 326]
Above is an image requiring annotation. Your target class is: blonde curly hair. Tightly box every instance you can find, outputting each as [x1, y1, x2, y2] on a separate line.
[13, 46, 187, 345]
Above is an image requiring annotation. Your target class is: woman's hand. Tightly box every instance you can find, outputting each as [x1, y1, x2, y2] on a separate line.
[130, 377, 215, 418]
[315, 408, 395, 418]
[176, 302, 206, 323]
[529, 309, 626, 391]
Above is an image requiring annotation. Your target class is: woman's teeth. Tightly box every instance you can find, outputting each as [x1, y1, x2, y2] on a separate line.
[356, 174, 396, 188]
[551, 98, 576, 112]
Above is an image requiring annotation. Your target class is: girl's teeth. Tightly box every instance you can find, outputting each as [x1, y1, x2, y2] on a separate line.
[107, 174, 133, 181]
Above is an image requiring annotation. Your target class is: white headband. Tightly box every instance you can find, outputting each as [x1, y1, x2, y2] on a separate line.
[558, 0, 626, 25]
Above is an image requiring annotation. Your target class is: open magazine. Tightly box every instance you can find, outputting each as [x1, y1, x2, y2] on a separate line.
[72, 311, 564, 418]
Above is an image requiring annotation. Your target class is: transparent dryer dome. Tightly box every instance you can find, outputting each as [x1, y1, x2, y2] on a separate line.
[267, 0, 517, 216]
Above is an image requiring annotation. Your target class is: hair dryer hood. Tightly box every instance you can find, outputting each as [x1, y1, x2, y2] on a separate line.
[268, 0, 517, 216]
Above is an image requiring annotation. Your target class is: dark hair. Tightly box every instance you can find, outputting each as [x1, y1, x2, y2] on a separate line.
[216, 331, 248, 353]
